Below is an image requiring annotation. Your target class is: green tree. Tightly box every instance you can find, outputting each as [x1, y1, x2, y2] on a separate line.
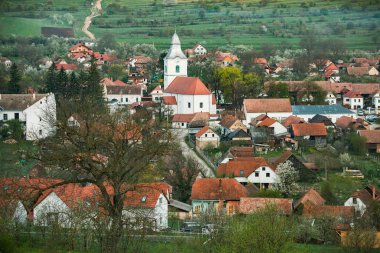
[294, 81, 327, 105]
[107, 64, 125, 80]
[267, 82, 289, 98]
[97, 33, 118, 52]
[83, 63, 105, 110]
[346, 133, 367, 155]
[56, 68, 68, 98]
[8, 63, 21, 94]
[320, 181, 337, 205]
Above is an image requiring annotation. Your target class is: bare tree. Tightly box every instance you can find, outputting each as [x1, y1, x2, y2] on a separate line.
[32, 99, 174, 252]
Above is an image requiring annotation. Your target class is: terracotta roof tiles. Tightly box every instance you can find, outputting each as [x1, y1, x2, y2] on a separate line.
[163, 96, 177, 105]
[191, 178, 248, 201]
[164, 77, 211, 95]
[239, 197, 293, 215]
[244, 99, 292, 113]
[217, 157, 273, 177]
[294, 188, 325, 209]
[282, 116, 305, 128]
[358, 130, 380, 144]
[292, 123, 327, 137]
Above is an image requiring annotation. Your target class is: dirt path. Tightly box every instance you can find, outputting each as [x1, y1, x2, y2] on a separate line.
[82, 0, 102, 40]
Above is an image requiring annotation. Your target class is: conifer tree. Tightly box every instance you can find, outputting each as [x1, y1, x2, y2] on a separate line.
[83, 63, 105, 110]
[8, 63, 21, 94]
[56, 68, 68, 98]
[45, 63, 56, 93]
[68, 72, 81, 98]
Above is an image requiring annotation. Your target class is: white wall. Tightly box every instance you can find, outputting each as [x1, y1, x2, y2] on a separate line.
[13, 201, 28, 224]
[344, 197, 366, 215]
[292, 113, 356, 123]
[247, 166, 278, 184]
[164, 58, 188, 89]
[244, 112, 292, 127]
[34, 192, 71, 228]
[271, 122, 288, 136]
[164, 93, 216, 115]
[154, 193, 168, 229]
[106, 94, 142, 105]
[343, 97, 363, 110]
[24, 93, 56, 140]
[0, 110, 26, 122]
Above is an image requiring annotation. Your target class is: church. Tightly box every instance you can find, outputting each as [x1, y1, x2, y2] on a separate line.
[162, 32, 216, 118]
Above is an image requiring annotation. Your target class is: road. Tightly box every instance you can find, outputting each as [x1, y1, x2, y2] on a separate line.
[82, 0, 102, 40]
[171, 129, 215, 178]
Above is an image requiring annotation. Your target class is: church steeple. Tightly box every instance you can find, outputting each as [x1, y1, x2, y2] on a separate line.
[164, 32, 188, 90]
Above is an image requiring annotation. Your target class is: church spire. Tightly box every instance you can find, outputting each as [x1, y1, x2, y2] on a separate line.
[166, 31, 186, 59]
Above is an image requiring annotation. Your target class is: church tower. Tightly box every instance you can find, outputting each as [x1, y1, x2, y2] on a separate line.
[164, 32, 188, 90]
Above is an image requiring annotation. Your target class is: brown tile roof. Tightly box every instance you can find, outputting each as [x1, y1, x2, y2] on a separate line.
[239, 197, 293, 215]
[254, 58, 267, 65]
[343, 90, 362, 98]
[292, 123, 327, 137]
[229, 146, 254, 157]
[243, 99, 292, 113]
[335, 116, 356, 129]
[347, 66, 371, 76]
[325, 63, 339, 71]
[164, 77, 211, 95]
[0, 94, 49, 111]
[172, 114, 195, 123]
[191, 178, 248, 201]
[282, 116, 305, 128]
[162, 96, 177, 105]
[294, 188, 325, 209]
[217, 157, 273, 177]
[351, 83, 380, 95]
[302, 204, 354, 219]
[113, 80, 127, 86]
[220, 115, 239, 128]
[274, 150, 293, 166]
[250, 114, 268, 126]
[189, 112, 210, 128]
[106, 85, 141, 95]
[358, 130, 380, 144]
[133, 56, 153, 64]
[351, 186, 380, 206]
[56, 63, 77, 70]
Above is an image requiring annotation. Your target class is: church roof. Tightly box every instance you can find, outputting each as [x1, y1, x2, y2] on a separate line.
[164, 77, 211, 95]
[165, 32, 187, 60]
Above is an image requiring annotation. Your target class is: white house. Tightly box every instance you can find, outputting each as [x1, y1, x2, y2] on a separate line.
[372, 92, 380, 114]
[0, 93, 56, 140]
[150, 85, 163, 102]
[103, 85, 143, 105]
[252, 117, 288, 136]
[193, 44, 207, 56]
[164, 32, 188, 90]
[217, 157, 278, 189]
[195, 126, 220, 149]
[344, 186, 380, 215]
[325, 92, 337, 105]
[343, 91, 363, 110]
[243, 98, 292, 126]
[291, 105, 356, 123]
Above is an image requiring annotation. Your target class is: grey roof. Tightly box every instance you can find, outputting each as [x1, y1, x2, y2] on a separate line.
[0, 94, 48, 111]
[292, 105, 355, 115]
[169, 199, 192, 212]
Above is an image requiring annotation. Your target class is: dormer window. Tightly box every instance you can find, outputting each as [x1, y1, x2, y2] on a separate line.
[352, 197, 357, 204]
[240, 170, 244, 175]
[262, 167, 266, 171]
[141, 196, 147, 203]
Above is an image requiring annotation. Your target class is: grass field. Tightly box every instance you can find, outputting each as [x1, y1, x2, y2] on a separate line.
[0, 0, 379, 49]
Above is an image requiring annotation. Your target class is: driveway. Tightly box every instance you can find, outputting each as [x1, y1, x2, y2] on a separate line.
[171, 129, 215, 178]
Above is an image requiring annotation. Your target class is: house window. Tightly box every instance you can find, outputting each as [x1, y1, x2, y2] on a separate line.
[354, 99, 356, 102]
[212, 134, 214, 137]
[3, 114, 8, 121]
[188, 102, 191, 108]
[136, 98, 139, 102]
[266, 173, 270, 177]
[240, 170, 244, 175]
[352, 197, 357, 204]
[141, 196, 147, 203]
[181, 123, 185, 126]
[15, 113, 19, 120]
[46, 212, 58, 226]
[358, 99, 361, 102]
[176, 65, 180, 73]
[39, 130, 42, 136]
[125, 98, 128, 102]
[205, 134, 207, 137]
[200, 102, 203, 108]
[262, 167, 266, 171]
[40, 101, 42, 104]
[255, 172, 259, 177]
[346, 99, 349, 102]
[194, 205, 201, 213]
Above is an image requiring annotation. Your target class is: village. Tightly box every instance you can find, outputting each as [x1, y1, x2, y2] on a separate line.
[1, 31, 380, 252]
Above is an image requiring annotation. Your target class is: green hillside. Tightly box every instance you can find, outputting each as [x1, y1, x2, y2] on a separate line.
[0, 0, 379, 50]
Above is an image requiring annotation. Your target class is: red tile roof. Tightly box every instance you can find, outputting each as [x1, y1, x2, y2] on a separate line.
[256, 117, 277, 127]
[124, 182, 172, 209]
[220, 115, 239, 129]
[302, 204, 354, 219]
[162, 96, 177, 105]
[164, 77, 211, 95]
[282, 116, 305, 128]
[351, 186, 380, 206]
[191, 178, 248, 201]
[347, 66, 372, 76]
[343, 90, 362, 98]
[153, 85, 162, 91]
[292, 123, 327, 137]
[239, 197, 293, 215]
[351, 83, 380, 95]
[56, 63, 77, 70]
[244, 99, 292, 113]
[294, 188, 325, 209]
[254, 58, 267, 65]
[358, 130, 380, 144]
[335, 116, 356, 129]
[325, 63, 338, 71]
[113, 80, 127, 86]
[195, 126, 211, 137]
[229, 147, 254, 157]
[217, 157, 273, 177]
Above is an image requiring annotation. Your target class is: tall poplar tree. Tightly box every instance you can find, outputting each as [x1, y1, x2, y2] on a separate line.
[8, 63, 21, 94]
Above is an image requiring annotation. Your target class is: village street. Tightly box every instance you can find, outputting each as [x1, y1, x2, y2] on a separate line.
[171, 129, 215, 178]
